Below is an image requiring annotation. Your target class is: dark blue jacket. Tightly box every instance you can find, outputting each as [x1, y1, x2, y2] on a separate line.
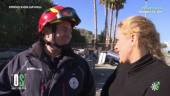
[0, 41, 95, 96]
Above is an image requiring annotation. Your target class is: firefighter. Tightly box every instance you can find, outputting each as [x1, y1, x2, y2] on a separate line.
[0, 5, 95, 96]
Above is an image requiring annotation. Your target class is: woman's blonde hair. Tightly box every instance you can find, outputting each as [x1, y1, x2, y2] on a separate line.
[118, 16, 164, 60]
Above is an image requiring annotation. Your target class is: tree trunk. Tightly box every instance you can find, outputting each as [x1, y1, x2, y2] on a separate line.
[112, 9, 119, 49]
[104, 0, 109, 48]
[93, 0, 98, 49]
[109, 8, 114, 49]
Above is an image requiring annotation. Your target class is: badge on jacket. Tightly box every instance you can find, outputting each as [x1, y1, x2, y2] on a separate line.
[150, 80, 160, 92]
[69, 77, 79, 89]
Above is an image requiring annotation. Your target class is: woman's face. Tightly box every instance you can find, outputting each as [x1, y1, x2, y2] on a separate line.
[114, 30, 133, 64]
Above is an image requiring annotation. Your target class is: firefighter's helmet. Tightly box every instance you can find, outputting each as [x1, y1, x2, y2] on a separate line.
[38, 5, 81, 32]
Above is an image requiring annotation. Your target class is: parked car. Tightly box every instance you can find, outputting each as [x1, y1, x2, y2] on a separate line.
[105, 50, 119, 65]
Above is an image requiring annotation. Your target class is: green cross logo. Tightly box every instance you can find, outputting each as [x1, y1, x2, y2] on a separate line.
[150, 80, 160, 92]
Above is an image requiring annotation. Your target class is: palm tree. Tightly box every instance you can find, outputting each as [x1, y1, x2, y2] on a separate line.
[100, 0, 110, 48]
[100, 0, 125, 49]
[109, 0, 115, 48]
[93, 0, 98, 49]
[111, 0, 126, 49]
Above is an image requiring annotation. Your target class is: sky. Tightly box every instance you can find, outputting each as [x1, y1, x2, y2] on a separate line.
[52, 0, 170, 43]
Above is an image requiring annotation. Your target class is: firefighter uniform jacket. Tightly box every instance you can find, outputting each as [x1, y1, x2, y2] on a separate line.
[101, 54, 170, 96]
[0, 41, 95, 96]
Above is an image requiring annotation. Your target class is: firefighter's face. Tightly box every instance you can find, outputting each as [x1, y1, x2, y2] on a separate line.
[44, 21, 72, 46]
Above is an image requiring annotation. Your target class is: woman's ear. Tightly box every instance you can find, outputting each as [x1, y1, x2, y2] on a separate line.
[130, 33, 135, 46]
[130, 33, 138, 46]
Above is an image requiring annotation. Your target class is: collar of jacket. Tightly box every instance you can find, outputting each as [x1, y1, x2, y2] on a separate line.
[26, 41, 79, 70]
[128, 54, 155, 75]
[28, 41, 44, 58]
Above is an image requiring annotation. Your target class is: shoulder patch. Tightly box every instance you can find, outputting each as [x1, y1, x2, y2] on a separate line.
[69, 77, 79, 90]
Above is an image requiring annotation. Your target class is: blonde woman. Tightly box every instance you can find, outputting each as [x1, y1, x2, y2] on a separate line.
[101, 16, 170, 96]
